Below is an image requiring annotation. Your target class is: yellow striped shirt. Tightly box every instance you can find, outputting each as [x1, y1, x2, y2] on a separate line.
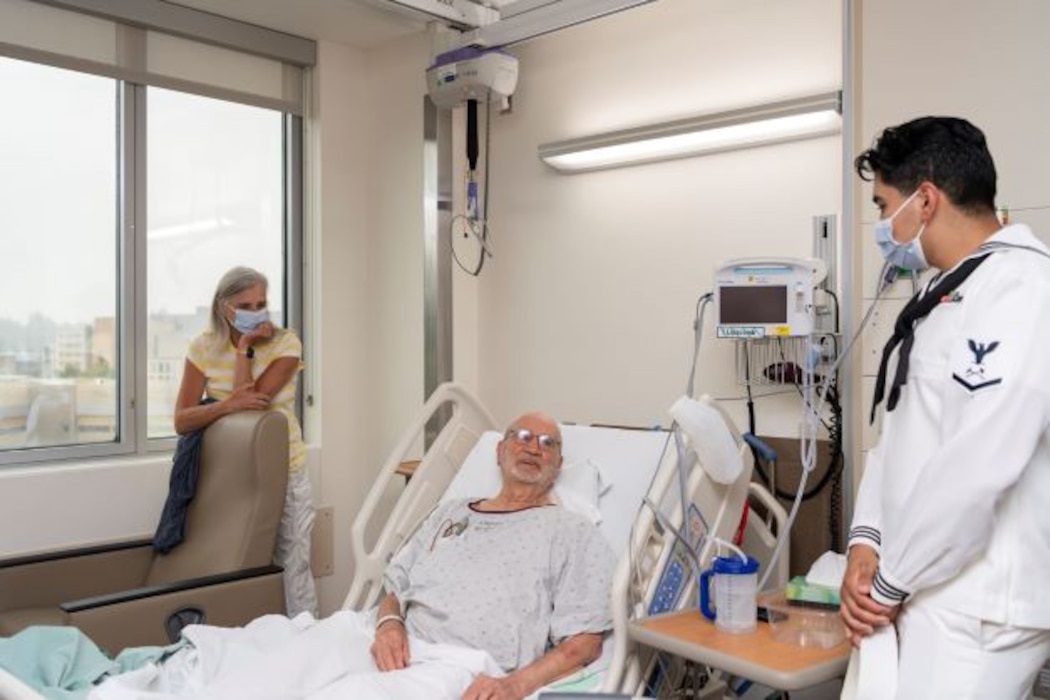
[187, 328, 305, 472]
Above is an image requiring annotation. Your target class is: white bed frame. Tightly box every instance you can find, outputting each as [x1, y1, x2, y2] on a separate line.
[341, 382, 780, 696]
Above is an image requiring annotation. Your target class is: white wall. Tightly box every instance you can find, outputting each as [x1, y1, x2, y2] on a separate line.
[360, 34, 430, 470]
[461, 0, 843, 436]
[854, 0, 1050, 480]
[309, 39, 372, 615]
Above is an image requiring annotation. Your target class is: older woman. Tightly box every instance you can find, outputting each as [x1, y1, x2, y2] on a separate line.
[174, 266, 317, 618]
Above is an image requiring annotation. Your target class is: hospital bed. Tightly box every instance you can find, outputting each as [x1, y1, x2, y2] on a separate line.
[344, 382, 782, 696]
[0, 382, 783, 699]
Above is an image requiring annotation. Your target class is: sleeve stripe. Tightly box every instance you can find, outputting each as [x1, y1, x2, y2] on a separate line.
[849, 526, 882, 545]
[872, 569, 908, 603]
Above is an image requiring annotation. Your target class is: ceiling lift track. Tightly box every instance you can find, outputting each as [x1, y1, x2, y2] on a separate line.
[382, 0, 657, 47]
[379, 0, 498, 29]
[456, 0, 657, 48]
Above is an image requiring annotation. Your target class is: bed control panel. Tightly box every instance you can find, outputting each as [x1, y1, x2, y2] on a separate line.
[648, 504, 705, 616]
[649, 551, 687, 615]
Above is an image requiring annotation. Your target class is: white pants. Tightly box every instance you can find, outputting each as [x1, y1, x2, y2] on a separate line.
[894, 598, 1050, 699]
[274, 469, 319, 618]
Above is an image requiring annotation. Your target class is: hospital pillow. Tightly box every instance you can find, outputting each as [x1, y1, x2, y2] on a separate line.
[440, 430, 607, 524]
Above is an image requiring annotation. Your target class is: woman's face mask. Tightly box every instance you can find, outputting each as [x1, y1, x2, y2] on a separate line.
[230, 307, 269, 334]
[874, 189, 929, 271]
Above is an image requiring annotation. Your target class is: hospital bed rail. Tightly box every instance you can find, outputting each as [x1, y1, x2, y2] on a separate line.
[607, 397, 756, 695]
[343, 382, 498, 611]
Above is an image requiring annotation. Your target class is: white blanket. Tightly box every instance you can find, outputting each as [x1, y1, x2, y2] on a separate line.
[89, 610, 503, 700]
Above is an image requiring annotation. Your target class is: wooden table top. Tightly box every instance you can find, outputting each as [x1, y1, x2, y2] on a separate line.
[629, 609, 851, 690]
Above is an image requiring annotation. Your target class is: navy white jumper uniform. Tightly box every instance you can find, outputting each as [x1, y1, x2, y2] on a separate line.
[848, 224, 1050, 698]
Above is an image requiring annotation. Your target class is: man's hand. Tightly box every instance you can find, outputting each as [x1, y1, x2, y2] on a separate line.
[460, 674, 523, 700]
[840, 544, 896, 647]
[224, 382, 270, 412]
[371, 621, 410, 672]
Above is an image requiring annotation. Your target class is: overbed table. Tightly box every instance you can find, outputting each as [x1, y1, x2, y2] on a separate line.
[628, 610, 850, 691]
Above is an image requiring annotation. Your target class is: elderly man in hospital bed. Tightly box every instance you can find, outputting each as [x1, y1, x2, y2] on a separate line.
[373, 410, 616, 700]
[79, 410, 614, 700]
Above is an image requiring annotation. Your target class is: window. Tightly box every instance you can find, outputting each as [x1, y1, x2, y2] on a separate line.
[0, 0, 311, 465]
[147, 88, 285, 439]
[0, 57, 119, 452]
[0, 50, 303, 464]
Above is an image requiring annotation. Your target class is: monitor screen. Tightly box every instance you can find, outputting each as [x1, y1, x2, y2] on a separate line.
[719, 285, 787, 324]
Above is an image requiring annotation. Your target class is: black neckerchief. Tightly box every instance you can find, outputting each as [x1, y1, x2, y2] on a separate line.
[870, 252, 993, 424]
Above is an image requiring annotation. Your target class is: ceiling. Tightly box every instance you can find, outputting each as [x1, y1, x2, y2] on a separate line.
[167, 0, 436, 50]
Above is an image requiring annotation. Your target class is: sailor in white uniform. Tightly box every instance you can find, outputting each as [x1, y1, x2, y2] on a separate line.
[841, 116, 1050, 699]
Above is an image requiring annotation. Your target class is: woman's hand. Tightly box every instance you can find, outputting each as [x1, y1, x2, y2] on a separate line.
[224, 382, 270, 413]
[840, 544, 896, 646]
[371, 621, 410, 672]
[239, 321, 276, 351]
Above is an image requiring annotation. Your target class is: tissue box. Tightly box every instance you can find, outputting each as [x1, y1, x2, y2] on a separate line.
[758, 591, 847, 649]
[785, 575, 841, 608]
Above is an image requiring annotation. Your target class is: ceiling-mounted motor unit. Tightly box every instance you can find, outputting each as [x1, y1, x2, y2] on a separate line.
[426, 46, 519, 109]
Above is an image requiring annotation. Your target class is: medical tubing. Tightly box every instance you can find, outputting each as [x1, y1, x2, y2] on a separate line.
[685, 294, 712, 398]
[712, 536, 748, 563]
[751, 383, 843, 502]
[760, 344, 814, 596]
[759, 435, 811, 592]
[744, 347, 757, 434]
[756, 280, 893, 591]
[829, 394, 844, 551]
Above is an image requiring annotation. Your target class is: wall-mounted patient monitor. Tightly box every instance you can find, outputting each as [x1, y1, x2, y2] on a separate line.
[714, 257, 827, 339]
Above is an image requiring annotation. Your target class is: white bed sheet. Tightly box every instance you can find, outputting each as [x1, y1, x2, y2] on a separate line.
[89, 611, 503, 700]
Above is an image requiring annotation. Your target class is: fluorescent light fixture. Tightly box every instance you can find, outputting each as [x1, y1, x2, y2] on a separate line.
[538, 92, 841, 173]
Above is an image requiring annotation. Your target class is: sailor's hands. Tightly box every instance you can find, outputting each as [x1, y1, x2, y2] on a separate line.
[840, 544, 896, 647]
[224, 382, 270, 413]
[460, 674, 523, 700]
[371, 620, 410, 672]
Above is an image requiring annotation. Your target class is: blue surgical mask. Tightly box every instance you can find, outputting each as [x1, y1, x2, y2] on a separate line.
[874, 189, 928, 271]
[231, 308, 269, 334]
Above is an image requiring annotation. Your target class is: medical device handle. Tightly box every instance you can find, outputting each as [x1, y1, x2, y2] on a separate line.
[742, 432, 777, 465]
[699, 568, 717, 621]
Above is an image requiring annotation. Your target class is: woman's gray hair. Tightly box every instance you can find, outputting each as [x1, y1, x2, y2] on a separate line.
[209, 266, 269, 344]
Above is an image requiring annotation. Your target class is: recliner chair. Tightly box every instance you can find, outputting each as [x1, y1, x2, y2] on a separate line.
[0, 410, 289, 654]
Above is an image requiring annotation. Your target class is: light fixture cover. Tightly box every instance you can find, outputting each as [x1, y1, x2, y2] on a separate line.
[538, 92, 841, 173]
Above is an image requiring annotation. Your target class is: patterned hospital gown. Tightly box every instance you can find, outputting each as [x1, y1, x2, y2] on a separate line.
[383, 498, 616, 671]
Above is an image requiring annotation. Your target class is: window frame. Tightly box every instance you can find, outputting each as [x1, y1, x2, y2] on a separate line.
[0, 69, 305, 466]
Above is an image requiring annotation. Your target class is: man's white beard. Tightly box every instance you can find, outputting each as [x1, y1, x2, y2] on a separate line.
[509, 462, 553, 486]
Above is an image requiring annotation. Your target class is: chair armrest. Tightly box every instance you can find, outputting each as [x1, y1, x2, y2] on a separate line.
[0, 540, 155, 612]
[61, 564, 283, 613]
[0, 537, 154, 569]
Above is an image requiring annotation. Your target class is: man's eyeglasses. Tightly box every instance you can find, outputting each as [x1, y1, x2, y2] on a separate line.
[505, 428, 561, 451]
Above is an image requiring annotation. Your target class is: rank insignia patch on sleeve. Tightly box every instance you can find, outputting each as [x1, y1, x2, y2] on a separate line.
[952, 339, 1002, 391]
